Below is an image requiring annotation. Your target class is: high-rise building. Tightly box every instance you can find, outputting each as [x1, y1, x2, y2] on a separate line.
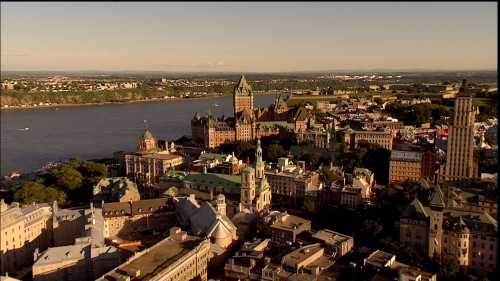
[440, 79, 479, 186]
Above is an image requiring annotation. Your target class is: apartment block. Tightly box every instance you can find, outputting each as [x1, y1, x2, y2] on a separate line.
[341, 128, 393, 150]
[1, 200, 53, 276]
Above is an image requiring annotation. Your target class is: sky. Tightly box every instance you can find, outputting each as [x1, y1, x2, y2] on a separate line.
[1, 2, 497, 72]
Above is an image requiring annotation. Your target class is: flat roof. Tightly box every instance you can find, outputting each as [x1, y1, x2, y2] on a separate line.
[312, 229, 352, 246]
[99, 236, 206, 281]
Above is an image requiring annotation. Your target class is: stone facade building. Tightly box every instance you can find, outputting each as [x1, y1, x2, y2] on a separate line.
[1, 200, 54, 276]
[102, 198, 177, 238]
[191, 75, 297, 148]
[440, 79, 479, 186]
[341, 128, 393, 150]
[258, 211, 311, 246]
[32, 243, 121, 281]
[400, 186, 497, 276]
[125, 129, 184, 186]
[311, 229, 354, 259]
[389, 150, 437, 184]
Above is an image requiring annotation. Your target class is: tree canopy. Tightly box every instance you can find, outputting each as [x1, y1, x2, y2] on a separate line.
[14, 182, 67, 205]
[13, 158, 109, 206]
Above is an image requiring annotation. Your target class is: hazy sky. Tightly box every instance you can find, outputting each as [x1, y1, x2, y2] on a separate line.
[1, 2, 497, 72]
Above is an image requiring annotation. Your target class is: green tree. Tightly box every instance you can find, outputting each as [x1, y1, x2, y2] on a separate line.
[78, 161, 110, 187]
[54, 165, 84, 190]
[484, 134, 497, 146]
[266, 143, 287, 163]
[479, 158, 498, 174]
[235, 141, 256, 163]
[309, 152, 323, 169]
[14, 182, 66, 205]
[302, 199, 316, 213]
[438, 252, 460, 281]
[321, 166, 339, 187]
[359, 219, 384, 245]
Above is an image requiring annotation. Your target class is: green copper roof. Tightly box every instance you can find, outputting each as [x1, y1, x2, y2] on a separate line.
[93, 177, 139, 196]
[234, 74, 253, 96]
[164, 186, 178, 196]
[401, 198, 429, 220]
[158, 170, 189, 181]
[417, 177, 430, 190]
[183, 171, 265, 192]
[353, 167, 373, 177]
[199, 153, 228, 162]
[242, 166, 255, 173]
[184, 172, 242, 189]
[429, 186, 445, 208]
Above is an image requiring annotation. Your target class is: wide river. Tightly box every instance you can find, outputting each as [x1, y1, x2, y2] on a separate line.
[1, 94, 278, 176]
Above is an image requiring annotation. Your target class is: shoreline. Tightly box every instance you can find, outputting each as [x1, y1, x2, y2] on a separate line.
[0, 91, 279, 111]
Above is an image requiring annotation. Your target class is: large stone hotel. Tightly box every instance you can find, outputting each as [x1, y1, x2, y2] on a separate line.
[191, 75, 322, 148]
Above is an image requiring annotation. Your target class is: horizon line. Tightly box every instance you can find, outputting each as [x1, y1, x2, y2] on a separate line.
[1, 68, 498, 74]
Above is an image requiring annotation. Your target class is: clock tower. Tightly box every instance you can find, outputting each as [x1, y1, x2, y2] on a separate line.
[428, 186, 445, 257]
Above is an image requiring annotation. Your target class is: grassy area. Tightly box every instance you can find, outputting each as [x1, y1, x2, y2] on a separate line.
[473, 97, 491, 107]
[286, 93, 395, 107]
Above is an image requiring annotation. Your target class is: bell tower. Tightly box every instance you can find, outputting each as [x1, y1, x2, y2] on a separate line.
[255, 139, 265, 179]
[239, 166, 256, 212]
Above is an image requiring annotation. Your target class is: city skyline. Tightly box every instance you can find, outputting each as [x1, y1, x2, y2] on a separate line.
[1, 2, 497, 72]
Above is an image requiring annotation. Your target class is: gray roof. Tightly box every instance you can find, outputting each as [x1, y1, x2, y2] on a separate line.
[34, 244, 90, 266]
[103, 198, 173, 217]
[20, 202, 52, 216]
[190, 202, 218, 236]
[206, 215, 236, 239]
[175, 196, 200, 223]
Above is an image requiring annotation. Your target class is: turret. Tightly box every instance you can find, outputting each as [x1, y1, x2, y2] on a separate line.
[255, 139, 265, 179]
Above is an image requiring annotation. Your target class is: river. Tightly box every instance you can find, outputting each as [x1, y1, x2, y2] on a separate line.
[0, 94, 279, 176]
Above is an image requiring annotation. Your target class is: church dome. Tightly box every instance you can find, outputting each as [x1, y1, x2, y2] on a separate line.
[230, 152, 238, 163]
[143, 129, 154, 140]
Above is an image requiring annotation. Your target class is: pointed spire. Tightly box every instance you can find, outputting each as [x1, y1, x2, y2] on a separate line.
[429, 185, 445, 208]
[194, 111, 201, 120]
[255, 138, 264, 169]
[234, 74, 253, 96]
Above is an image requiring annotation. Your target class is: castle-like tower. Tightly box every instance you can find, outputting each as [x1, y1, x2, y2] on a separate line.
[428, 186, 445, 257]
[440, 79, 478, 186]
[234, 75, 255, 141]
[239, 166, 256, 212]
[233, 74, 254, 118]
